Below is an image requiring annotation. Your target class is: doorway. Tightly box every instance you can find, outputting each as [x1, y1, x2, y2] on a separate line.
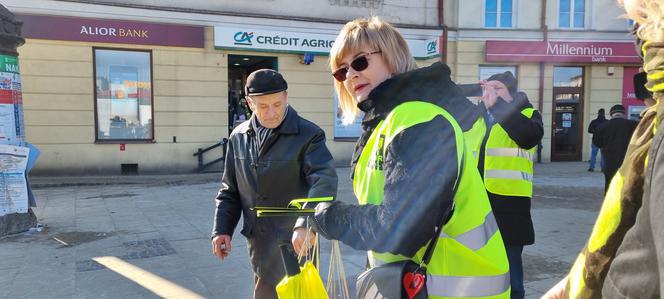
[551, 66, 584, 161]
[228, 55, 277, 134]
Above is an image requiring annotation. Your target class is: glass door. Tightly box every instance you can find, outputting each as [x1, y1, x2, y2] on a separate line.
[551, 67, 584, 161]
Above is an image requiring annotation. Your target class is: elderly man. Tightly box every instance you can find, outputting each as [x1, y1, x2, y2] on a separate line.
[592, 104, 638, 193]
[211, 69, 337, 299]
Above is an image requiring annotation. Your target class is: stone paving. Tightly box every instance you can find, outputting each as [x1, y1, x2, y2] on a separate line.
[0, 162, 605, 298]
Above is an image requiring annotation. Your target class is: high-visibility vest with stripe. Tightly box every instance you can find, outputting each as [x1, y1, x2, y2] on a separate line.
[464, 117, 487, 166]
[483, 108, 536, 197]
[353, 101, 510, 299]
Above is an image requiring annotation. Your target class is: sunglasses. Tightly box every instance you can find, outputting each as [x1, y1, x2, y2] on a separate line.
[332, 51, 381, 82]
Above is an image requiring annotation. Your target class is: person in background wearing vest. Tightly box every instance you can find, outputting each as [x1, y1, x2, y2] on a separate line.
[478, 71, 544, 299]
[211, 69, 337, 299]
[587, 109, 607, 172]
[592, 104, 637, 193]
[292, 17, 511, 299]
[543, 0, 664, 297]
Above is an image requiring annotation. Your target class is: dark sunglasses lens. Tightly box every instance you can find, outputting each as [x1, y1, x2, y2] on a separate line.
[332, 67, 348, 81]
[350, 56, 369, 72]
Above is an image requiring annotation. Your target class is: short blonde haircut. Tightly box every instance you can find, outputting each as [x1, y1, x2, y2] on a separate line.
[619, 0, 664, 42]
[330, 17, 418, 124]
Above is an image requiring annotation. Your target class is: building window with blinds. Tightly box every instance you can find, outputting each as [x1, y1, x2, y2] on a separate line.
[93, 48, 154, 142]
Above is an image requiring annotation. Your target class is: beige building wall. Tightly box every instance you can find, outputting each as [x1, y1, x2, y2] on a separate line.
[21, 26, 437, 173]
[19, 28, 229, 174]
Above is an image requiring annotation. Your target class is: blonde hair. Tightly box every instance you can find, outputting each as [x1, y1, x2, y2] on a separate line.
[330, 17, 418, 124]
[619, 0, 664, 42]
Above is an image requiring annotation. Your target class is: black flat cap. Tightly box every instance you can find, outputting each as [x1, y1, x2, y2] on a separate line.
[245, 69, 288, 96]
[610, 104, 625, 115]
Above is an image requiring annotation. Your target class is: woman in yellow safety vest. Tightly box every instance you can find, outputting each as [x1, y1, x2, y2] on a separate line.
[293, 16, 511, 299]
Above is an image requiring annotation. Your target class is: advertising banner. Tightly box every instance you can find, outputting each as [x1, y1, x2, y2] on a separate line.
[486, 40, 641, 64]
[215, 26, 441, 59]
[0, 55, 23, 145]
[18, 14, 205, 48]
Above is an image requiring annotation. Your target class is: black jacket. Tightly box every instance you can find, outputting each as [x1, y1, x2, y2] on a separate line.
[478, 93, 544, 246]
[212, 106, 337, 240]
[593, 118, 638, 175]
[588, 115, 607, 134]
[314, 63, 475, 257]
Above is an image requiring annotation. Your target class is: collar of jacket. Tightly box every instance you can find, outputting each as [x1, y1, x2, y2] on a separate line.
[242, 105, 300, 136]
[357, 62, 480, 131]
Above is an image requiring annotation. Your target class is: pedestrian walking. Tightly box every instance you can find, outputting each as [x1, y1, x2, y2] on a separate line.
[592, 104, 637, 193]
[587, 109, 606, 172]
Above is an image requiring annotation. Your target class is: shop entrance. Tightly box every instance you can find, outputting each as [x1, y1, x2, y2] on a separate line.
[227, 55, 277, 134]
[551, 66, 585, 161]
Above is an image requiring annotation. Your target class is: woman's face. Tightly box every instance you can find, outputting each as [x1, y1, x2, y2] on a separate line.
[337, 46, 392, 103]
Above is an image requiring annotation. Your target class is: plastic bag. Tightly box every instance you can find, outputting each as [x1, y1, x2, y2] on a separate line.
[276, 261, 328, 299]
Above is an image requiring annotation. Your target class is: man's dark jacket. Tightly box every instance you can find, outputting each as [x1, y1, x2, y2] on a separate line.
[478, 92, 544, 246]
[588, 115, 607, 134]
[212, 105, 338, 240]
[593, 117, 638, 175]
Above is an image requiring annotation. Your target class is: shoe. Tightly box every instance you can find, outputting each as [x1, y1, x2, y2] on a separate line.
[588, 168, 594, 172]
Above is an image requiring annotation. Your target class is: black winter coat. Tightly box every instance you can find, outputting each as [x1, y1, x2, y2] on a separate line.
[593, 118, 638, 175]
[212, 106, 337, 240]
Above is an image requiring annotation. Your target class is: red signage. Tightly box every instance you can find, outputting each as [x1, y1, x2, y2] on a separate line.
[17, 14, 205, 48]
[622, 66, 645, 120]
[486, 40, 641, 63]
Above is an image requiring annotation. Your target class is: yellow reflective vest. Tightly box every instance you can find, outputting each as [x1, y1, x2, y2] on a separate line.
[464, 117, 487, 166]
[353, 101, 510, 299]
[483, 108, 537, 197]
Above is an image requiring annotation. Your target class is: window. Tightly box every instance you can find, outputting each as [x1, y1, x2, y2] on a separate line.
[94, 48, 153, 142]
[485, 0, 513, 28]
[553, 66, 583, 87]
[559, 0, 585, 28]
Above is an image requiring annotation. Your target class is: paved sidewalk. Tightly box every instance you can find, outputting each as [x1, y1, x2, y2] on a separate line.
[0, 162, 605, 298]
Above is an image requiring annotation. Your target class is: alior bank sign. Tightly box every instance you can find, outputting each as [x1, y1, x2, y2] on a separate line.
[485, 40, 641, 64]
[214, 26, 441, 59]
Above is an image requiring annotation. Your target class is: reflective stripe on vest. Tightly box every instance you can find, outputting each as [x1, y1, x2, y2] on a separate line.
[354, 101, 510, 299]
[486, 147, 534, 161]
[485, 169, 533, 182]
[483, 107, 536, 197]
[427, 272, 511, 298]
[439, 211, 499, 250]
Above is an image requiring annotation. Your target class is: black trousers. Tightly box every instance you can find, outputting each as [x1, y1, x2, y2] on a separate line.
[604, 169, 618, 194]
[247, 229, 289, 299]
